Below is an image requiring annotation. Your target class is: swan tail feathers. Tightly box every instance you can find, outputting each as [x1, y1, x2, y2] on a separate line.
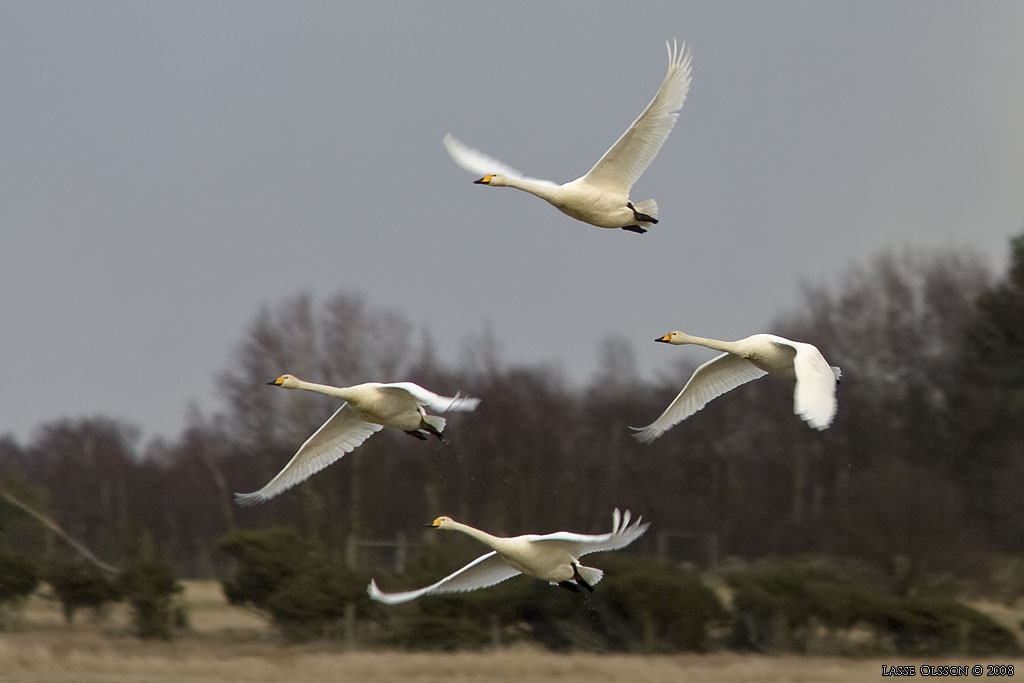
[576, 565, 604, 588]
[423, 414, 447, 434]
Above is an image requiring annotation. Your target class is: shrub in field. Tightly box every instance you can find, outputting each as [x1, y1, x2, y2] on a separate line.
[0, 551, 38, 605]
[216, 528, 314, 609]
[727, 563, 1020, 655]
[265, 560, 372, 640]
[0, 551, 38, 628]
[45, 559, 121, 624]
[119, 557, 183, 639]
[852, 592, 1019, 655]
[600, 557, 728, 652]
[216, 527, 372, 641]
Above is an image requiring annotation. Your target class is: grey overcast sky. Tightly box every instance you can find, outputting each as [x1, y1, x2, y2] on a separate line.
[2, 2, 1023, 443]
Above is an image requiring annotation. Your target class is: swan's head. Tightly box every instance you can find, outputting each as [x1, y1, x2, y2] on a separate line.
[267, 373, 301, 388]
[473, 173, 507, 187]
[430, 515, 455, 529]
[656, 331, 690, 345]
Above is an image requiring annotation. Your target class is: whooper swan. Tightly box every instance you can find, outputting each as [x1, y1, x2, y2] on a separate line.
[368, 508, 649, 604]
[442, 40, 692, 234]
[234, 375, 480, 506]
[632, 331, 841, 443]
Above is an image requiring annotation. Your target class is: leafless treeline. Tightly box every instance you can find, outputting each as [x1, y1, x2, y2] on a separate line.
[2, 239, 1022, 593]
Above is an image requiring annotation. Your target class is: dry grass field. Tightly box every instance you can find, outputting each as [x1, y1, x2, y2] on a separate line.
[0, 581, 1020, 683]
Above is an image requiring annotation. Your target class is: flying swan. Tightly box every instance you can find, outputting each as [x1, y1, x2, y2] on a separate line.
[234, 375, 480, 506]
[367, 508, 649, 604]
[632, 331, 841, 443]
[442, 40, 692, 234]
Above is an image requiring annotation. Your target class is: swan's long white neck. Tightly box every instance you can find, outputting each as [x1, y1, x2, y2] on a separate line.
[672, 333, 740, 355]
[289, 378, 354, 401]
[495, 176, 561, 203]
[446, 520, 505, 550]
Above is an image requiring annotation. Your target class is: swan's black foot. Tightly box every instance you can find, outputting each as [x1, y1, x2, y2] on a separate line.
[558, 580, 583, 594]
[572, 564, 595, 592]
[622, 225, 647, 234]
[405, 430, 428, 441]
[627, 202, 658, 225]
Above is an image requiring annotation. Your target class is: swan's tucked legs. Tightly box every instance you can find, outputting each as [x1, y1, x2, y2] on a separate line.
[621, 225, 648, 234]
[558, 580, 583, 594]
[404, 430, 428, 441]
[627, 202, 658, 225]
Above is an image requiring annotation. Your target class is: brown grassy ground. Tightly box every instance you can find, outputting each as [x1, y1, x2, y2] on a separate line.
[1, 581, 1020, 683]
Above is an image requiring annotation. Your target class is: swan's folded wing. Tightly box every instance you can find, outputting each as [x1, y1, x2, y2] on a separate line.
[581, 40, 692, 195]
[381, 382, 481, 413]
[787, 342, 839, 430]
[532, 508, 650, 558]
[233, 403, 383, 506]
[631, 353, 768, 444]
[442, 133, 559, 188]
[367, 551, 520, 605]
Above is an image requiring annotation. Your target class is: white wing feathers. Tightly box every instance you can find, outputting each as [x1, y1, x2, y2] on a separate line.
[789, 343, 839, 430]
[367, 551, 520, 605]
[233, 404, 383, 507]
[380, 382, 481, 413]
[531, 508, 650, 557]
[631, 353, 768, 444]
[441, 133, 559, 188]
[581, 40, 692, 194]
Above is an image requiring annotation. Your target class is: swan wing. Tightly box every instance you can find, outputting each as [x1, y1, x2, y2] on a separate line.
[580, 40, 692, 194]
[780, 341, 839, 430]
[530, 508, 650, 558]
[442, 133, 559, 188]
[233, 403, 383, 506]
[631, 353, 768, 444]
[379, 382, 481, 413]
[367, 551, 520, 604]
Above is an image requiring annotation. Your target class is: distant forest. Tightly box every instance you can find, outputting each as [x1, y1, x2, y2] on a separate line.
[2, 235, 1022, 598]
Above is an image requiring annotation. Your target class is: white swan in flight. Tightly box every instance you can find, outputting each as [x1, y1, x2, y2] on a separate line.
[368, 508, 649, 604]
[443, 40, 692, 234]
[632, 331, 841, 443]
[234, 375, 480, 506]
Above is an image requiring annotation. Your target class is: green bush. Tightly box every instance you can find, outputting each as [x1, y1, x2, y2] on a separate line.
[0, 551, 38, 606]
[215, 527, 372, 641]
[0, 551, 38, 629]
[45, 559, 120, 624]
[216, 527, 315, 609]
[266, 560, 370, 640]
[727, 563, 1020, 655]
[601, 557, 728, 652]
[118, 557, 183, 639]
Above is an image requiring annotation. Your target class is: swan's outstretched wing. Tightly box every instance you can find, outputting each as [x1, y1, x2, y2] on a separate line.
[778, 340, 838, 430]
[234, 403, 383, 506]
[631, 353, 768, 444]
[379, 382, 481, 413]
[530, 508, 650, 558]
[367, 551, 520, 605]
[580, 40, 692, 195]
[442, 133, 559, 188]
